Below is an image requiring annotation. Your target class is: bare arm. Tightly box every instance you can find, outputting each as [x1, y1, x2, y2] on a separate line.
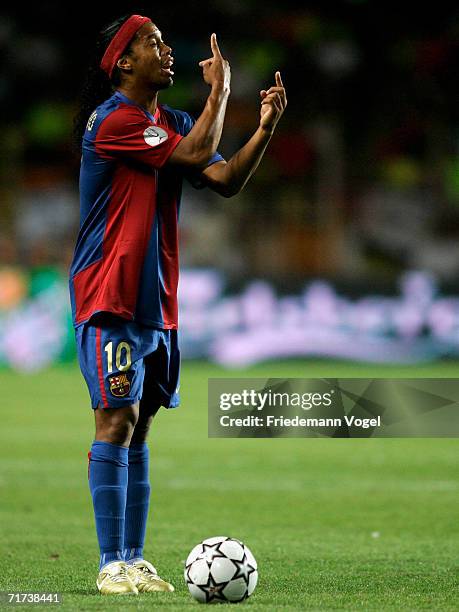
[168, 34, 231, 168]
[200, 72, 287, 197]
[201, 127, 272, 197]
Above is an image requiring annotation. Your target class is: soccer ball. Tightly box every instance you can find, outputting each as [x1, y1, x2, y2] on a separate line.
[184, 536, 258, 603]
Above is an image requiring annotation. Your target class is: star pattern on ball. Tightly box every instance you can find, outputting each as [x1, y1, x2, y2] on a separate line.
[233, 553, 257, 585]
[184, 566, 193, 584]
[198, 573, 228, 603]
[200, 541, 227, 564]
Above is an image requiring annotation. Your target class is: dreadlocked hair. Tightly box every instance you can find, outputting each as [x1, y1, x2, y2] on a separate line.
[73, 15, 134, 153]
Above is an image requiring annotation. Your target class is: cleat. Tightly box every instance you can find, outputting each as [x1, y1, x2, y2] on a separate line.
[127, 559, 175, 592]
[96, 561, 139, 595]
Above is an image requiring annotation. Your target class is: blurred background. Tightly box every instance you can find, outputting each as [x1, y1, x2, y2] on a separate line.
[1, 0, 459, 370]
[2, 7, 458, 607]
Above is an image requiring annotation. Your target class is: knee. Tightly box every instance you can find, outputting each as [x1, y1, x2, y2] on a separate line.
[105, 420, 136, 445]
[96, 405, 139, 446]
[131, 414, 154, 444]
[130, 422, 151, 444]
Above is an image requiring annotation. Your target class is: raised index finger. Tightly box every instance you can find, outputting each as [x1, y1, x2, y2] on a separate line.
[275, 71, 284, 88]
[211, 32, 222, 57]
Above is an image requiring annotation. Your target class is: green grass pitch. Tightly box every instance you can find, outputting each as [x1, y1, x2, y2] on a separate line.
[1, 360, 459, 610]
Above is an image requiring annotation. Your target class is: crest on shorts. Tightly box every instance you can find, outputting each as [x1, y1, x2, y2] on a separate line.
[109, 373, 131, 397]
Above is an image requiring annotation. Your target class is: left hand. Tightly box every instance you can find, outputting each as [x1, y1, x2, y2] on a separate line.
[259, 71, 287, 133]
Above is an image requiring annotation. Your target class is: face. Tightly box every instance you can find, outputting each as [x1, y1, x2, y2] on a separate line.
[119, 21, 174, 89]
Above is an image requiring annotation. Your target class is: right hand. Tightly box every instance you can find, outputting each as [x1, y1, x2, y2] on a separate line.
[199, 33, 231, 91]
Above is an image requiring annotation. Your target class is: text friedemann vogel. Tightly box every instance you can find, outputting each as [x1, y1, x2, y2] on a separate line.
[220, 415, 381, 429]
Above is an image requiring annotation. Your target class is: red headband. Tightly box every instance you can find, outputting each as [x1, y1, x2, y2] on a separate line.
[100, 15, 151, 78]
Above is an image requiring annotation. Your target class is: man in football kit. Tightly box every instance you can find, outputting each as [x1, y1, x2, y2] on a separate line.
[70, 14, 286, 595]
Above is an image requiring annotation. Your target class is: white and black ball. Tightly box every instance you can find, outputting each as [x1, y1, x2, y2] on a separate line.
[184, 536, 258, 603]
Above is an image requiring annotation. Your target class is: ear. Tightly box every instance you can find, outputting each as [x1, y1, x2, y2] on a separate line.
[116, 55, 132, 73]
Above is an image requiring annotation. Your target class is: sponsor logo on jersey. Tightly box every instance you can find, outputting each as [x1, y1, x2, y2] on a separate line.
[109, 373, 131, 397]
[143, 126, 168, 147]
[87, 111, 97, 131]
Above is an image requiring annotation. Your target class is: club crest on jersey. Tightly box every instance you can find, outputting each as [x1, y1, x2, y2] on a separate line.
[143, 126, 168, 147]
[108, 373, 131, 397]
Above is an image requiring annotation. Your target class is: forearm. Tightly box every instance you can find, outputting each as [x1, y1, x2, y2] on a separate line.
[170, 84, 230, 167]
[206, 126, 273, 196]
[193, 84, 230, 160]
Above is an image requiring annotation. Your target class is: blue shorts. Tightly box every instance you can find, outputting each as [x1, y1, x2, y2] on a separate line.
[75, 315, 180, 411]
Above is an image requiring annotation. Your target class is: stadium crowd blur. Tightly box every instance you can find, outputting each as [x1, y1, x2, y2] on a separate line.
[0, 2, 458, 368]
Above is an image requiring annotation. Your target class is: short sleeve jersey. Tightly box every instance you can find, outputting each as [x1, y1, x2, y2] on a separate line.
[69, 90, 223, 329]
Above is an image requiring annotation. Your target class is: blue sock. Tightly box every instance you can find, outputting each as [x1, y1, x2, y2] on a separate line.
[123, 442, 151, 564]
[88, 441, 129, 570]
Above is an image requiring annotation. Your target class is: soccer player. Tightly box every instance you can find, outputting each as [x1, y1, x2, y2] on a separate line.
[70, 14, 286, 596]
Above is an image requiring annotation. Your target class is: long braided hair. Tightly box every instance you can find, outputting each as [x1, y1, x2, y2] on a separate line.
[73, 15, 134, 152]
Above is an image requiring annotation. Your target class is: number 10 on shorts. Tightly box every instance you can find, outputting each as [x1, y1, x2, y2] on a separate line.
[104, 341, 132, 373]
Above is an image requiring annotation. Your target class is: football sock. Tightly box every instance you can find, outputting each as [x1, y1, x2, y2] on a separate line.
[124, 442, 151, 564]
[88, 441, 129, 570]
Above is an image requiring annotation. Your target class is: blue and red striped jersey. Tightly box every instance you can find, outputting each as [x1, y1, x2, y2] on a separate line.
[69, 91, 223, 329]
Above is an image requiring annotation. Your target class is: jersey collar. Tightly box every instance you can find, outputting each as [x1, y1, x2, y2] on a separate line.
[114, 90, 160, 123]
